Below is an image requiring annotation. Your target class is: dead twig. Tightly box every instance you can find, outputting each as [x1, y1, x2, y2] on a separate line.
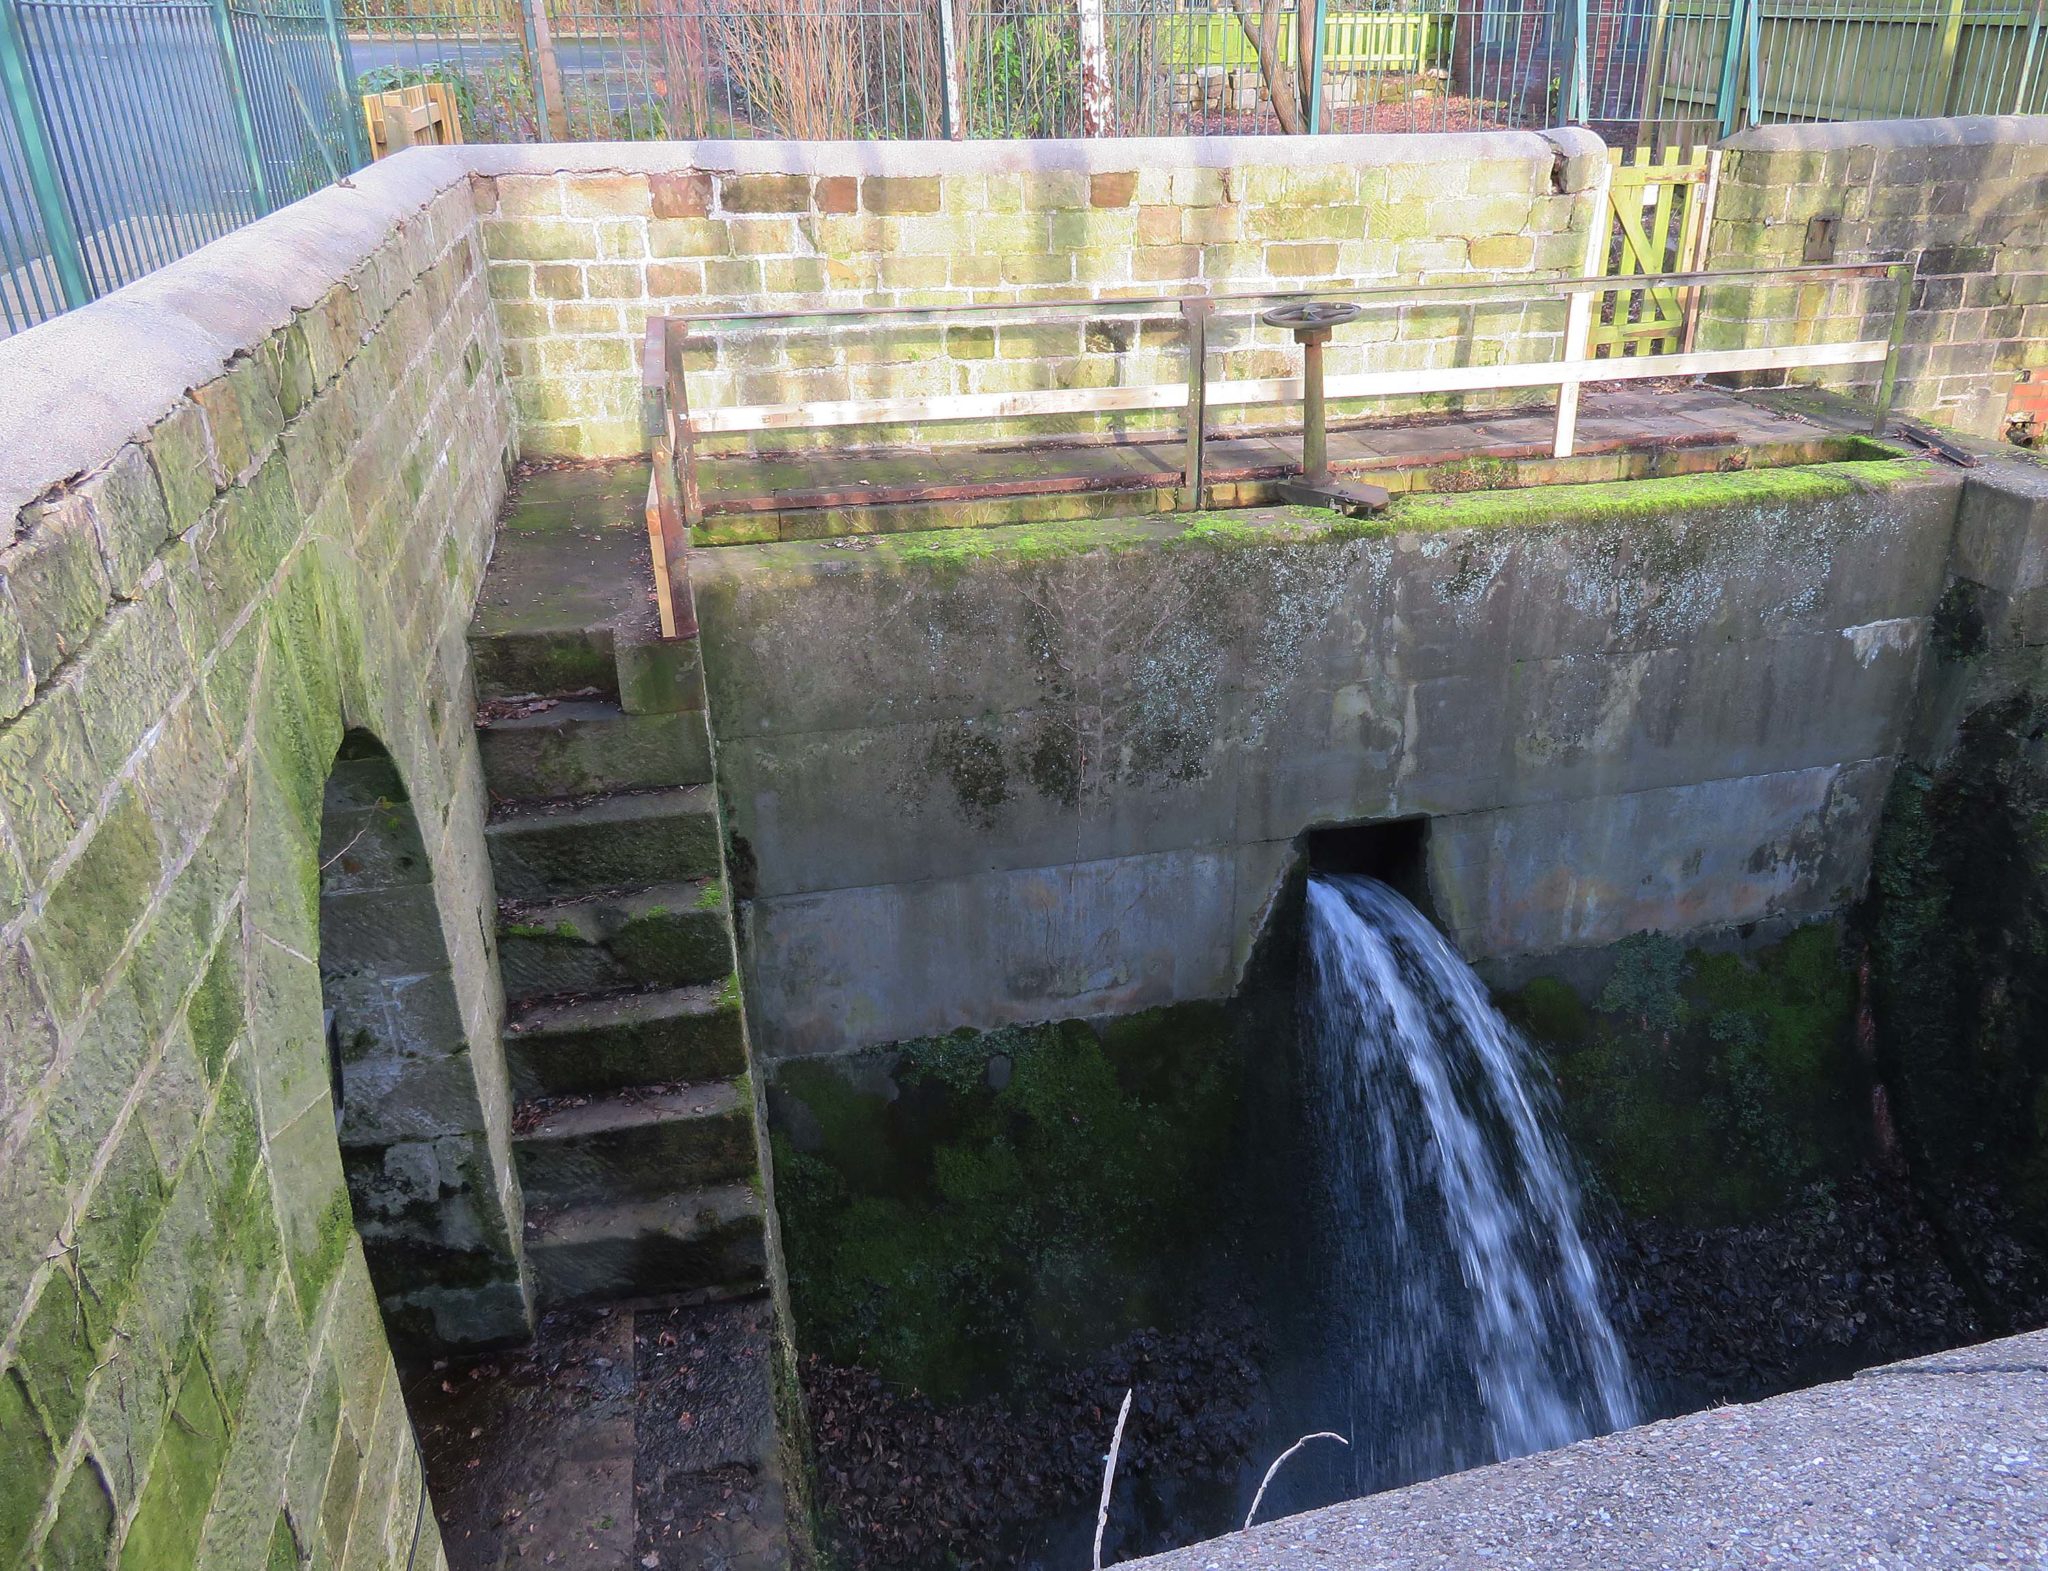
[1092, 1386, 1134, 1571]
[1244, 1431, 1349, 1531]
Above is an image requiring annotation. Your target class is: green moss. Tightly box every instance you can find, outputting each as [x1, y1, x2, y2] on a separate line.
[1507, 921, 1862, 1224]
[716, 972, 743, 1012]
[184, 933, 245, 1097]
[290, 1187, 356, 1323]
[1382, 457, 1936, 535]
[0, 1371, 57, 1561]
[35, 788, 163, 1014]
[693, 880, 725, 912]
[771, 1003, 1242, 1400]
[43, 1456, 115, 1569]
[1497, 976, 1589, 1047]
[1424, 455, 1517, 493]
[885, 519, 1147, 576]
[117, 1356, 231, 1571]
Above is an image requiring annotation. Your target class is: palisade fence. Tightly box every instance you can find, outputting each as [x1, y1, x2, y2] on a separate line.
[3, 0, 2045, 334]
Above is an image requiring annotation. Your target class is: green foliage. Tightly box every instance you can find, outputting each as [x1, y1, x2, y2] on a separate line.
[1505, 923, 1862, 1224]
[1865, 694, 2048, 1232]
[772, 1005, 1242, 1401]
[969, 14, 1081, 137]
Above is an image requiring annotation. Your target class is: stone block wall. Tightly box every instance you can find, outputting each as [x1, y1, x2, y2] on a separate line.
[0, 149, 516, 1569]
[465, 133, 1610, 457]
[1703, 115, 2048, 437]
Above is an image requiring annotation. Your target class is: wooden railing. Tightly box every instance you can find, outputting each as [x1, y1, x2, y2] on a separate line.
[641, 259, 1913, 638]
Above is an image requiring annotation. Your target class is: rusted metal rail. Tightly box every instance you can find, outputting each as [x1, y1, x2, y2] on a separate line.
[641, 258, 1915, 638]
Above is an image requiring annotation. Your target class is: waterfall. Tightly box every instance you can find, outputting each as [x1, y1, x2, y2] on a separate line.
[1302, 874, 1641, 1493]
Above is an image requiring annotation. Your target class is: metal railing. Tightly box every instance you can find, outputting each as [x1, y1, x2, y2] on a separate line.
[637, 258, 1915, 632]
[0, 0, 363, 335]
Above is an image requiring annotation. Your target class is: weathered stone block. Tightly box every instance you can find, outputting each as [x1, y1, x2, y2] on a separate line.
[651, 170, 712, 219]
[862, 175, 941, 216]
[720, 172, 809, 213]
[3, 495, 112, 685]
[1090, 171, 1137, 208]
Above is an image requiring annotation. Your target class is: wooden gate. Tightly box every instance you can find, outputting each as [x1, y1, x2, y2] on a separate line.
[1592, 145, 1721, 358]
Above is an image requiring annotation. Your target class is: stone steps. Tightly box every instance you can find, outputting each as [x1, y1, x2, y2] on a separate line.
[485, 786, 721, 903]
[525, 1184, 766, 1308]
[498, 878, 731, 1003]
[471, 464, 765, 1316]
[506, 982, 745, 1100]
[513, 1082, 756, 1207]
[479, 698, 712, 800]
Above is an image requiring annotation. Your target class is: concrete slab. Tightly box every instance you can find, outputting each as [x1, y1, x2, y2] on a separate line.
[1131, 1327, 2048, 1571]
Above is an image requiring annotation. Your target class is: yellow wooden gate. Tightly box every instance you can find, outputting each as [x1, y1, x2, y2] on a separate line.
[1592, 145, 1721, 359]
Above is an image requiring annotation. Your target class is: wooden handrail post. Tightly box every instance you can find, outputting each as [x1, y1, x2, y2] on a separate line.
[1181, 296, 1210, 509]
[1553, 286, 1594, 459]
[1872, 258, 1915, 437]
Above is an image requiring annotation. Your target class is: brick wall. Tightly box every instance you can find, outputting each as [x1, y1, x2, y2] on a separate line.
[1703, 116, 2048, 437]
[466, 134, 1610, 457]
[0, 151, 517, 1569]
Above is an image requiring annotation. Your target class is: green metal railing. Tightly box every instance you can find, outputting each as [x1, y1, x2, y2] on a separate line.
[0, 0, 362, 335]
[3, 0, 2043, 336]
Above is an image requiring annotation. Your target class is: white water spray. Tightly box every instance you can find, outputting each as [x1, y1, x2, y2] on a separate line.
[1303, 874, 1640, 1491]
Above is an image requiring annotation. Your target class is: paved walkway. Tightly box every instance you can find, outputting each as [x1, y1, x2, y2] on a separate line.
[1134, 1331, 2048, 1571]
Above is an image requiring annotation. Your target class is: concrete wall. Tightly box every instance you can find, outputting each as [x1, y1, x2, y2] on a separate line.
[1703, 115, 2048, 438]
[693, 460, 1964, 1060]
[465, 134, 1610, 457]
[0, 151, 515, 1569]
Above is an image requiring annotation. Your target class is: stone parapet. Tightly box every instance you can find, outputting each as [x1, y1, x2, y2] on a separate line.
[0, 146, 515, 1569]
[1704, 114, 2048, 437]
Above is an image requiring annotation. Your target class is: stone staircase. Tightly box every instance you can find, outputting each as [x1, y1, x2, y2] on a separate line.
[469, 462, 766, 1312]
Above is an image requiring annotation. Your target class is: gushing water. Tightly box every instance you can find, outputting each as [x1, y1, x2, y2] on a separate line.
[1303, 874, 1640, 1492]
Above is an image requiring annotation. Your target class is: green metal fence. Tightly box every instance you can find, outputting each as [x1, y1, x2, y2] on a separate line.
[4, 0, 2044, 336]
[0, 0, 363, 334]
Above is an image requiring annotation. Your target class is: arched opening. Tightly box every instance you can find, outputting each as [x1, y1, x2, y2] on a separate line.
[318, 729, 530, 1352]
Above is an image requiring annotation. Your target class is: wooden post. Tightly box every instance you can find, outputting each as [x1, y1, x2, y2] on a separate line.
[939, 0, 965, 138]
[1078, 0, 1112, 134]
[1679, 147, 1721, 354]
[523, 0, 568, 141]
[1555, 150, 1614, 459]
[1303, 0, 1328, 131]
[1872, 259, 1915, 436]
[1181, 297, 1209, 509]
[1634, 0, 1674, 150]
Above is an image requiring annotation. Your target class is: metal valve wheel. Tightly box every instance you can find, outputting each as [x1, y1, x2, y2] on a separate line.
[1259, 300, 1364, 337]
[1258, 298, 1388, 519]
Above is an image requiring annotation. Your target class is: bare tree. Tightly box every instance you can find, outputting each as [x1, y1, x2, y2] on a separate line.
[706, 0, 865, 139]
[1227, 0, 1317, 133]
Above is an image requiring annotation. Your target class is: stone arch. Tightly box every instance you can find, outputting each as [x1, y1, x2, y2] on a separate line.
[319, 728, 531, 1351]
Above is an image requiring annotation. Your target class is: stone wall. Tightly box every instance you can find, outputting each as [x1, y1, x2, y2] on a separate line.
[1703, 115, 2048, 437]
[0, 149, 516, 1569]
[692, 460, 1963, 1059]
[464, 134, 1610, 457]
